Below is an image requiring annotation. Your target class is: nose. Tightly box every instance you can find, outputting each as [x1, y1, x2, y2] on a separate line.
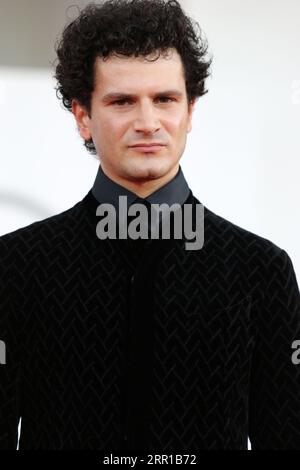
[133, 100, 161, 134]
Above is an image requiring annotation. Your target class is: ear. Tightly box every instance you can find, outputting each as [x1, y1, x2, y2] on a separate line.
[71, 100, 92, 140]
[187, 97, 196, 134]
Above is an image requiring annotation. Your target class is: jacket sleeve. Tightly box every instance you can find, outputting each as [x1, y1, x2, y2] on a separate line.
[248, 248, 300, 449]
[0, 237, 21, 449]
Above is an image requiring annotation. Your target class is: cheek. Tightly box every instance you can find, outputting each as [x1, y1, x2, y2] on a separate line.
[106, 115, 130, 137]
[167, 116, 189, 138]
[92, 114, 127, 144]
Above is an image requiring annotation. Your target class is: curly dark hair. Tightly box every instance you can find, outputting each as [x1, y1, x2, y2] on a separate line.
[54, 0, 213, 155]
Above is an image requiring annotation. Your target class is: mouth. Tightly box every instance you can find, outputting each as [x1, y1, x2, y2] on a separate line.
[129, 145, 165, 152]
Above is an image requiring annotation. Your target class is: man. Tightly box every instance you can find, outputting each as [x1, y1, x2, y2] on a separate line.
[1, 0, 300, 450]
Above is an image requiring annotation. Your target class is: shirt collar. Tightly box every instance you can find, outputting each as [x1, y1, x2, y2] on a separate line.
[91, 164, 191, 208]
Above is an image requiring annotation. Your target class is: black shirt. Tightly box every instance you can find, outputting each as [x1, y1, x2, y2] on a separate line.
[91, 164, 191, 260]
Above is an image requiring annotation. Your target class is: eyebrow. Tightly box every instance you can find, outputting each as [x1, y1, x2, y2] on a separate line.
[101, 89, 183, 103]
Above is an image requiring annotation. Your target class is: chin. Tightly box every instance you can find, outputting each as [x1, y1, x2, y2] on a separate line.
[132, 159, 173, 178]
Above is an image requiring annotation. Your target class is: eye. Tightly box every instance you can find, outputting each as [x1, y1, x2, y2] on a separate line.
[157, 96, 175, 103]
[111, 96, 175, 106]
[112, 99, 131, 106]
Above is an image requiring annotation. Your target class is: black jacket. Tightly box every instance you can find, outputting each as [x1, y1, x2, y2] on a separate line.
[0, 188, 299, 450]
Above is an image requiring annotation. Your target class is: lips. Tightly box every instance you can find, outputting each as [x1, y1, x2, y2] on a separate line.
[129, 144, 165, 152]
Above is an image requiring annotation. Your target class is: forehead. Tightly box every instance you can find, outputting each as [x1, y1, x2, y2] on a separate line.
[93, 49, 185, 92]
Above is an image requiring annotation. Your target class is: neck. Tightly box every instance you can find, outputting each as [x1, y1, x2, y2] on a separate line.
[100, 163, 180, 198]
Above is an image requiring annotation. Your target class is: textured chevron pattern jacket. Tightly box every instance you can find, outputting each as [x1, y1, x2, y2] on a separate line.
[0, 188, 300, 450]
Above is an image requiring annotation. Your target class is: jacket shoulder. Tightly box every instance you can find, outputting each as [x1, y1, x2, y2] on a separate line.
[193, 195, 288, 262]
[0, 195, 87, 255]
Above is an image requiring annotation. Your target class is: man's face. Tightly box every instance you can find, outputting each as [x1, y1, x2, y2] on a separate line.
[73, 48, 196, 188]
